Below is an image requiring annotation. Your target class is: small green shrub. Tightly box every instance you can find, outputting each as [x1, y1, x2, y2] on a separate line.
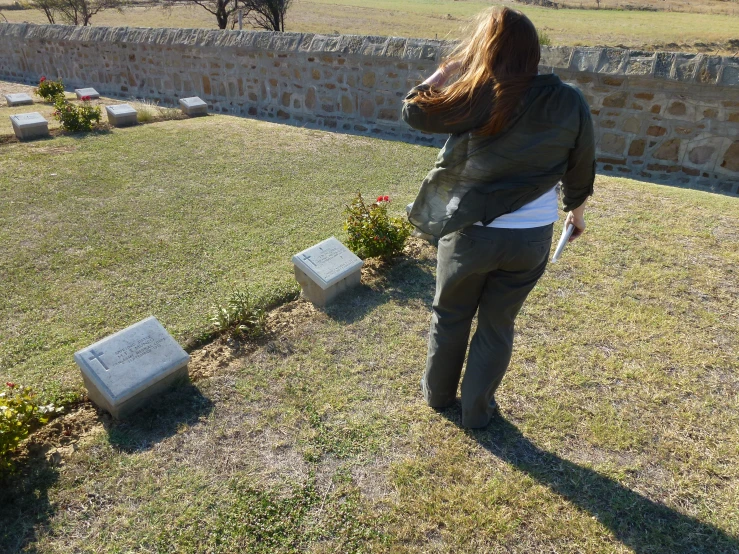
[34, 76, 65, 102]
[210, 289, 267, 338]
[53, 95, 102, 132]
[1, 382, 60, 474]
[539, 31, 552, 47]
[344, 192, 412, 261]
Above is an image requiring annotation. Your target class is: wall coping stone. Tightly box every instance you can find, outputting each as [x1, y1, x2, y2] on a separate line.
[1, 22, 737, 86]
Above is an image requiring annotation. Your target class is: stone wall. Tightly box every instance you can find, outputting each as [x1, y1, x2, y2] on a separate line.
[1, 23, 738, 194]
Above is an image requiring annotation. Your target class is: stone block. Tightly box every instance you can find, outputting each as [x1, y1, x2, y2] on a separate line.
[10, 112, 49, 140]
[5, 92, 33, 107]
[721, 141, 739, 173]
[292, 236, 363, 308]
[105, 103, 138, 127]
[179, 96, 208, 116]
[74, 316, 190, 419]
[75, 87, 100, 100]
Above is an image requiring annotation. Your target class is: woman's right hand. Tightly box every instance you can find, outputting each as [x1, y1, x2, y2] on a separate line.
[565, 206, 586, 242]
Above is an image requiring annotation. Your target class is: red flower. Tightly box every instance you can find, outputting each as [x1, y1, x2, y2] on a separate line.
[383, 195, 390, 202]
[6, 382, 15, 388]
[40, 76, 46, 82]
[81, 95, 91, 102]
[376, 196, 383, 202]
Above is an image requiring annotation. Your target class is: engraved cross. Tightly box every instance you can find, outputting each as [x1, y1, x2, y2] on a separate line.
[302, 253, 316, 267]
[88, 349, 109, 371]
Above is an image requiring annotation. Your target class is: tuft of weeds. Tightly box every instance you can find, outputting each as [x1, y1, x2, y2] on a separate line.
[129, 98, 182, 123]
[210, 289, 267, 339]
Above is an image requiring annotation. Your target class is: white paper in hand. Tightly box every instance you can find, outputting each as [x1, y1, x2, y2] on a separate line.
[551, 223, 574, 263]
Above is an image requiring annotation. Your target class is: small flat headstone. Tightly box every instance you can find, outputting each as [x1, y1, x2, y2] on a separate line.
[9, 112, 49, 141]
[105, 104, 138, 127]
[75, 87, 100, 100]
[179, 96, 208, 116]
[5, 92, 33, 107]
[292, 236, 363, 307]
[74, 316, 190, 419]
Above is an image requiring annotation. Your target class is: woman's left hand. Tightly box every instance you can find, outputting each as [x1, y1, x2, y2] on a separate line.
[424, 60, 461, 88]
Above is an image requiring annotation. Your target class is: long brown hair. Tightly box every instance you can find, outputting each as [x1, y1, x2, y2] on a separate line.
[409, 7, 541, 136]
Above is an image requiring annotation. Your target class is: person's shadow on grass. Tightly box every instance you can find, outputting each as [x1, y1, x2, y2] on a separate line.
[440, 409, 739, 554]
[325, 247, 437, 323]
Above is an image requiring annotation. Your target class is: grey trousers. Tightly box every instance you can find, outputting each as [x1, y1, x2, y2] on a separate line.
[422, 223, 553, 428]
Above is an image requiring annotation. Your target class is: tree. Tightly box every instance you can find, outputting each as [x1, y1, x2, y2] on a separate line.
[242, 0, 293, 32]
[29, 0, 57, 23]
[167, 0, 239, 30]
[172, 0, 292, 31]
[30, 0, 125, 25]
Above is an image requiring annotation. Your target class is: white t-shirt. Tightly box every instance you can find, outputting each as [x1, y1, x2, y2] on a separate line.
[474, 186, 559, 229]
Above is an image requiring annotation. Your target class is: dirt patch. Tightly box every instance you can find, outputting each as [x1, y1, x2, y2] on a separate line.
[0, 81, 37, 95]
[17, 404, 104, 467]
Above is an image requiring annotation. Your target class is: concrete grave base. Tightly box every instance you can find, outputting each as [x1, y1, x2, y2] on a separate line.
[74, 316, 190, 420]
[292, 236, 363, 308]
[75, 87, 100, 100]
[10, 112, 49, 140]
[82, 364, 189, 419]
[5, 93, 33, 107]
[105, 104, 138, 127]
[294, 264, 362, 307]
[179, 96, 208, 116]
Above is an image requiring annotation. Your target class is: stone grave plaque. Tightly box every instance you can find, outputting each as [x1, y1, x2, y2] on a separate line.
[75, 87, 100, 100]
[105, 104, 138, 127]
[5, 93, 33, 107]
[292, 236, 363, 307]
[9, 112, 49, 140]
[179, 96, 208, 116]
[74, 316, 190, 419]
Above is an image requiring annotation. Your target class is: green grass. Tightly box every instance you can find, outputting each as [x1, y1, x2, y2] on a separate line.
[1, 0, 738, 51]
[1, 87, 739, 552]
[0, 110, 429, 403]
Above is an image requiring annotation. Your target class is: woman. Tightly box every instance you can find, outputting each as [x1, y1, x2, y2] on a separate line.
[402, 6, 595, 428]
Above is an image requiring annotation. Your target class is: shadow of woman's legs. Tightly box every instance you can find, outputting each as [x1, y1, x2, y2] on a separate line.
[440, 410, 738, 553]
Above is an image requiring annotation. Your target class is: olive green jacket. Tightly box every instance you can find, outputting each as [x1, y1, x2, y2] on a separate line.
[401, 74, 595, 238]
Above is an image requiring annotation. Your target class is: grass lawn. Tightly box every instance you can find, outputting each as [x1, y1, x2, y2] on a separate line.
[1, 91, 738, 552]
[1, 0, 738, 52]
[0, 101, 430, 403]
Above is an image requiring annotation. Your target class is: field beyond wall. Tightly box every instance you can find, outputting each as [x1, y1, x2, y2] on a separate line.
[1, 0, 739, 53]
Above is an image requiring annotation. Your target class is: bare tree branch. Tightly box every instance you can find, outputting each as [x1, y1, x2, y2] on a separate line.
[241, 0, 292, 31]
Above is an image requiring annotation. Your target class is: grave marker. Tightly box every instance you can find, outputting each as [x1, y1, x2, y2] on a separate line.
[75, 87, 100, 100]
[292, 236, 363, 307]
[179, 96, 208, 116]
[5, 93, 33, 107]
[105, 104, 138, 127]
[9, 112, 49, 140]
[74, 316, 190, 419]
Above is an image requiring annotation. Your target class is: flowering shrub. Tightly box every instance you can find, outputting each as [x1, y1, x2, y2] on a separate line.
[1, 382, 60, 474]
[53, 95, 101, 132]
[344, 192, 412, 261]
[34, 76, 65, 102]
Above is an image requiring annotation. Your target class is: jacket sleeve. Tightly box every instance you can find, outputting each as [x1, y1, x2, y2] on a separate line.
[560, 93, 596, 211]
[401, 84, 486, 135]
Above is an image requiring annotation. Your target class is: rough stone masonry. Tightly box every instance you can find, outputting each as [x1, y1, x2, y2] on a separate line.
[1, 24, 737, 194]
